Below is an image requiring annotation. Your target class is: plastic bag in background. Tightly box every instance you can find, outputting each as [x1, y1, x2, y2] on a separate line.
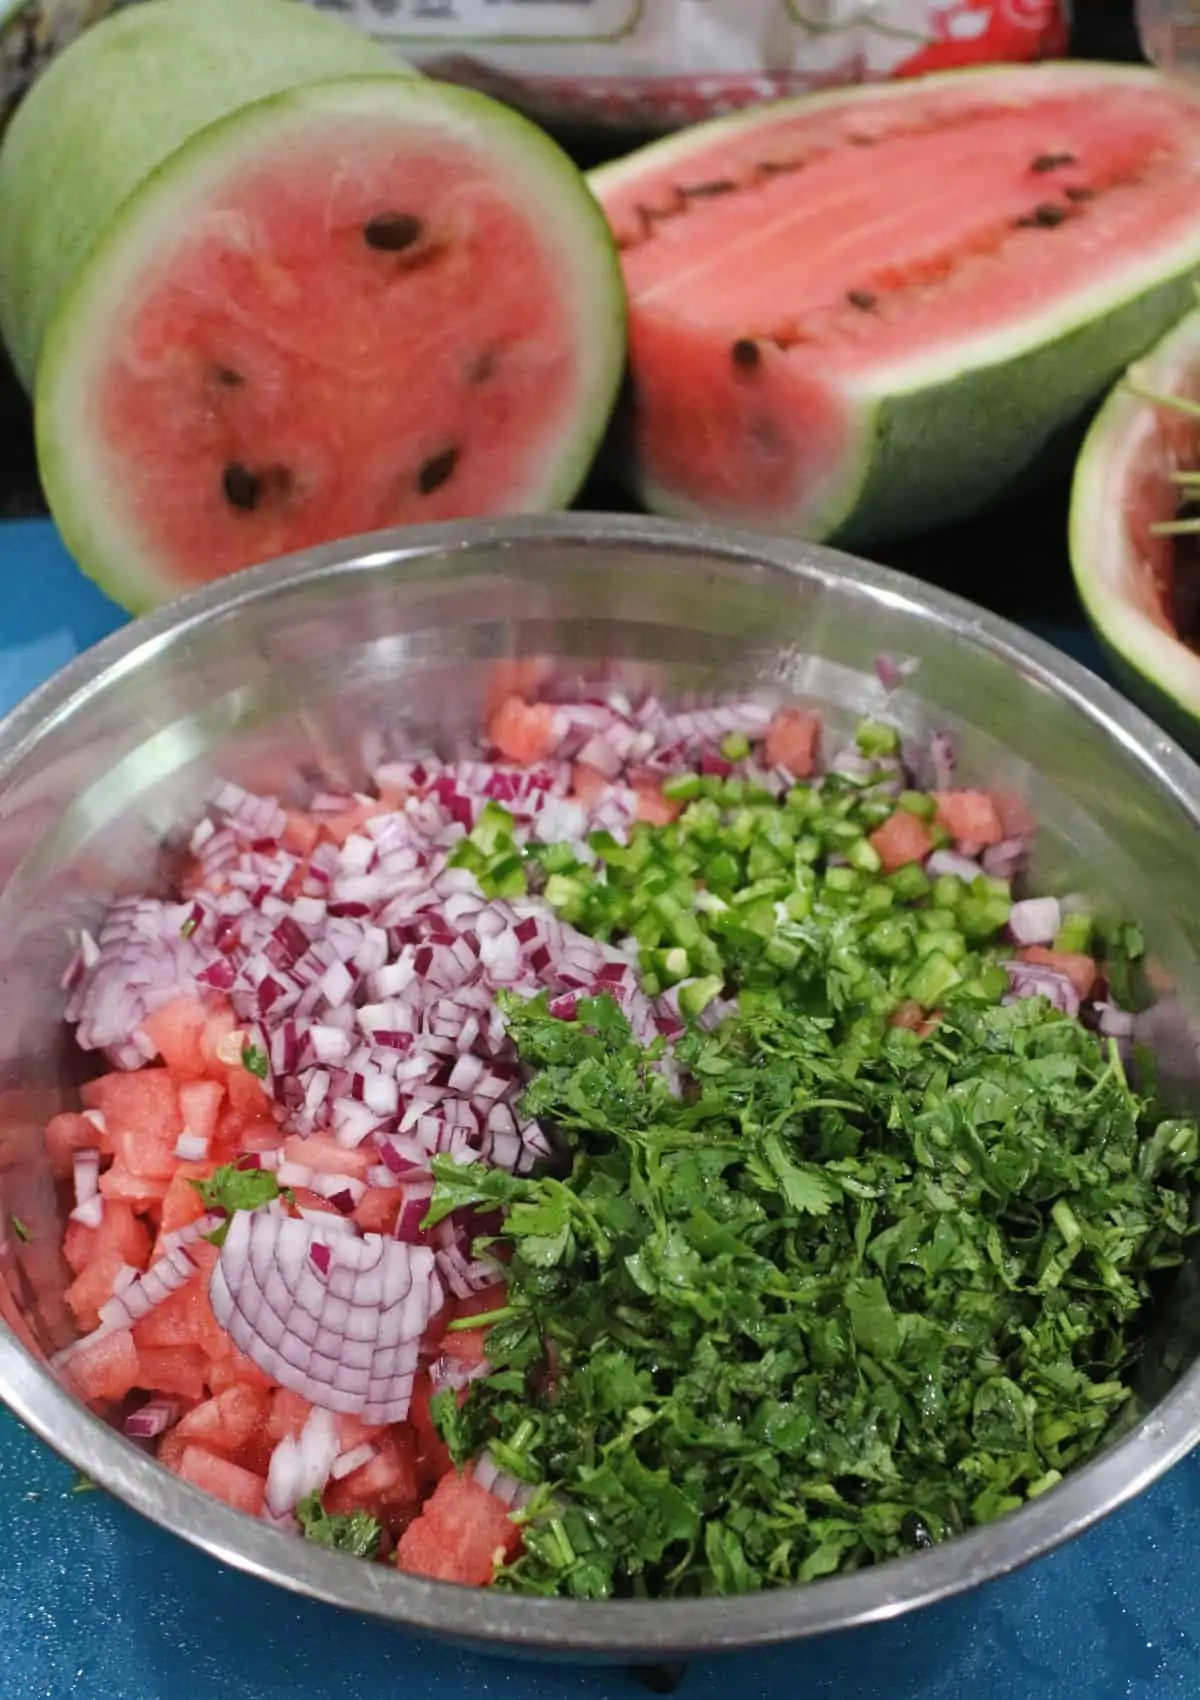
[311, 1, 1071, 131]
[1137, 0, 1200, 70]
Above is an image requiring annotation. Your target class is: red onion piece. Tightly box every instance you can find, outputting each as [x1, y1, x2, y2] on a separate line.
[210, 1212, 442, 1422]
[124, 1397, 179, 1440]
[330, 1442, 377, 1481]
[265, 1406, 339, 1516]
[1008, 897, 1062, 947]
[1002, 962, 1080, 1020]
[926, 850, 982, 884]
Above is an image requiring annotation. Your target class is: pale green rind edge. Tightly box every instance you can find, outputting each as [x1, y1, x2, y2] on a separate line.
[34, 74, 627, 615]
[1068, 309, 1200, 753]
[0, 0, 410, 388]
[588, 60, 1200, 549]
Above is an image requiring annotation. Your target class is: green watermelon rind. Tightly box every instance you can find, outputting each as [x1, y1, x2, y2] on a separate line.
[0, 0, 413, 389]
[34, 74, 628, 615]
[1069, 308, 1200, 756]
[589, 61, 1200, 549]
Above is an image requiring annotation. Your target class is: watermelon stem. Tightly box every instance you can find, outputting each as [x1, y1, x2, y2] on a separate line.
[1170, 470, 1200, 487]
[1125, 378, 1200, 420]
[1150, 518, 1200, 537]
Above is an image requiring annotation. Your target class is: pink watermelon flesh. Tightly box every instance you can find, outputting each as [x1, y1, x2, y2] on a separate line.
[86, 109, 608, 589]
[596, 71, 1200, 528]
[1117, 387, 1200, 650]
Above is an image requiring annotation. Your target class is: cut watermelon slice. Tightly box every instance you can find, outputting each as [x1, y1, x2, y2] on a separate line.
[589, 63, 1200, 549]
[0, 2, 624, 611]
[0, 0, 412, 390]
[1070, 305, 1200, 754]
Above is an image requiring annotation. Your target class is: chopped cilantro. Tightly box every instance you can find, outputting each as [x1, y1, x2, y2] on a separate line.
[241, 1042, 269, 1079]
[426, 755, 1200, 1602]
[296, 1493, 382, 1559]
[180, 914, 199, 940]
[70, 1473, 98, 1495]
[190, 1162, 284, 1244]
[9, 1215, 30, 1243]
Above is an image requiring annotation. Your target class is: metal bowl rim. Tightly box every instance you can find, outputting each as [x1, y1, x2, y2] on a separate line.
[1, 511, 1198, 1655]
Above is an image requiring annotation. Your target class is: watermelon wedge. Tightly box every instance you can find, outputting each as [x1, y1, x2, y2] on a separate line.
[589, 63, 1200, 549]
[0, 0, 413, 390]
[0, 1, 624, 611]
[1069, 305, 1200, 754]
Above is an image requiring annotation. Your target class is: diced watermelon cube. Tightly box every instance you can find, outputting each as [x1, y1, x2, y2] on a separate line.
[353, 1186, 404, 1235]
[137, 1345, 210, 1401]
[395, 1468, 521, 1586]
[869, 809, 933, 873]
[44, 1110, 109, 1179]
[326, 1427, 419, 1530]
[176, 1384, 270, 1456]
[225, 1068, 272, 1122]
[173, 1445, 265, 1517]
[156, 1163, 214, 1243]
[632, 780, 680, 827]
[63, 1199, 151, 1278]
[207, 1346, 275, 1398]
[283, 1134, 373, 1180]
[132, 1246, 226, 1359]
[178, 1078, 224, 1145]
[65, 1251, 129, 1334]
[67, 1328, 141, 1404]
[99, 1162, 170, 1208]
[932, 790, 1006, 847]
[142, 996, 209, 1078]
[267, 1387, 313, 1444]
[487, 696, 561, 767]
[84, 1070, 182, 1180]
[765, 707, 821, 779]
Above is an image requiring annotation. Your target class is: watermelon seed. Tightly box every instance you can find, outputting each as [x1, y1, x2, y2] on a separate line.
[363, 212, 423, 253]
[222, 462, 263, 512]
[846, 291, 878, 313]
[680, 179, 737, 199]
[757, 158, 804, 176]
[731, 339, 762, 372]
[417, 446, 461, 495]
[1014, 203, 1069, 229]
[1031, 152, 1077, 173]
[1065, 186, 1096, 203]
[213, 365, 243, 388]
[467, 349, 498, 385]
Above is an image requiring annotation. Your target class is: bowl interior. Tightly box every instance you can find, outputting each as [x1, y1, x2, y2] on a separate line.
[1, 515, 1200, 1653]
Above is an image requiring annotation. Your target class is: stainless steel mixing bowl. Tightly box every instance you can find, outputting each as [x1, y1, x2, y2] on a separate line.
[1, 513, 1200, 1658]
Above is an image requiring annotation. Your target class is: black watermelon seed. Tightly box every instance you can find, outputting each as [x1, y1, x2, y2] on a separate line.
[1065, 185, 1096, 202]
[467, 349, 497, 385]
[1014, 202, 1069, 229]
[846, 290, 878, 312]
[1031, 151, 1077, 173]
[222, 461, 262, 512]
[417, 445, 461, 495]
[757, 158, 803, 176]
[731, 338, 761, 372]
[213, 365, 243, 388]
[363, 211, 423, 253]
[680, 178, 737, 198]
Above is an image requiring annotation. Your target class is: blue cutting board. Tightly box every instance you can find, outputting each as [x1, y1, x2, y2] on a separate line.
[1, 520, 1198, 1700]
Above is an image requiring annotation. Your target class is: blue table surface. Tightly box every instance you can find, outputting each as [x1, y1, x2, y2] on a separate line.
[1, 519, 1199, 1700]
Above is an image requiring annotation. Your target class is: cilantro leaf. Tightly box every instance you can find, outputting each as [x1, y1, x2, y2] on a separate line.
[241, 1043, 269, 1079]
[295, 1493, 382, 1559]
[190, 1163, 283, 1242]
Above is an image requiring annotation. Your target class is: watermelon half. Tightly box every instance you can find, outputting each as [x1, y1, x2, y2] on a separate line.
[0, 2, 625, 611]
[1069, 306, 1200, 756]
[589, 63, 1200, 550]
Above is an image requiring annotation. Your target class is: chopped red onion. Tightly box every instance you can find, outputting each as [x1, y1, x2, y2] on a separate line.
[210, 1212, 442, 1421]
[926, 850, 982, 883]
[330, 1442, 377, 1481]
[265, 1406, 340, 1516]
[1008, 897, 1062, 947]
[473, 1449, 535, 1510]
[1003, 961, 1080, 1020]
[124, 1397, 179, 1440]
[1095, 1002, 1136, 1040]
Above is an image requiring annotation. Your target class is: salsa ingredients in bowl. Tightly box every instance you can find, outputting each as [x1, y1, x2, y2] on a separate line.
[49, 682, 1200, 1598]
